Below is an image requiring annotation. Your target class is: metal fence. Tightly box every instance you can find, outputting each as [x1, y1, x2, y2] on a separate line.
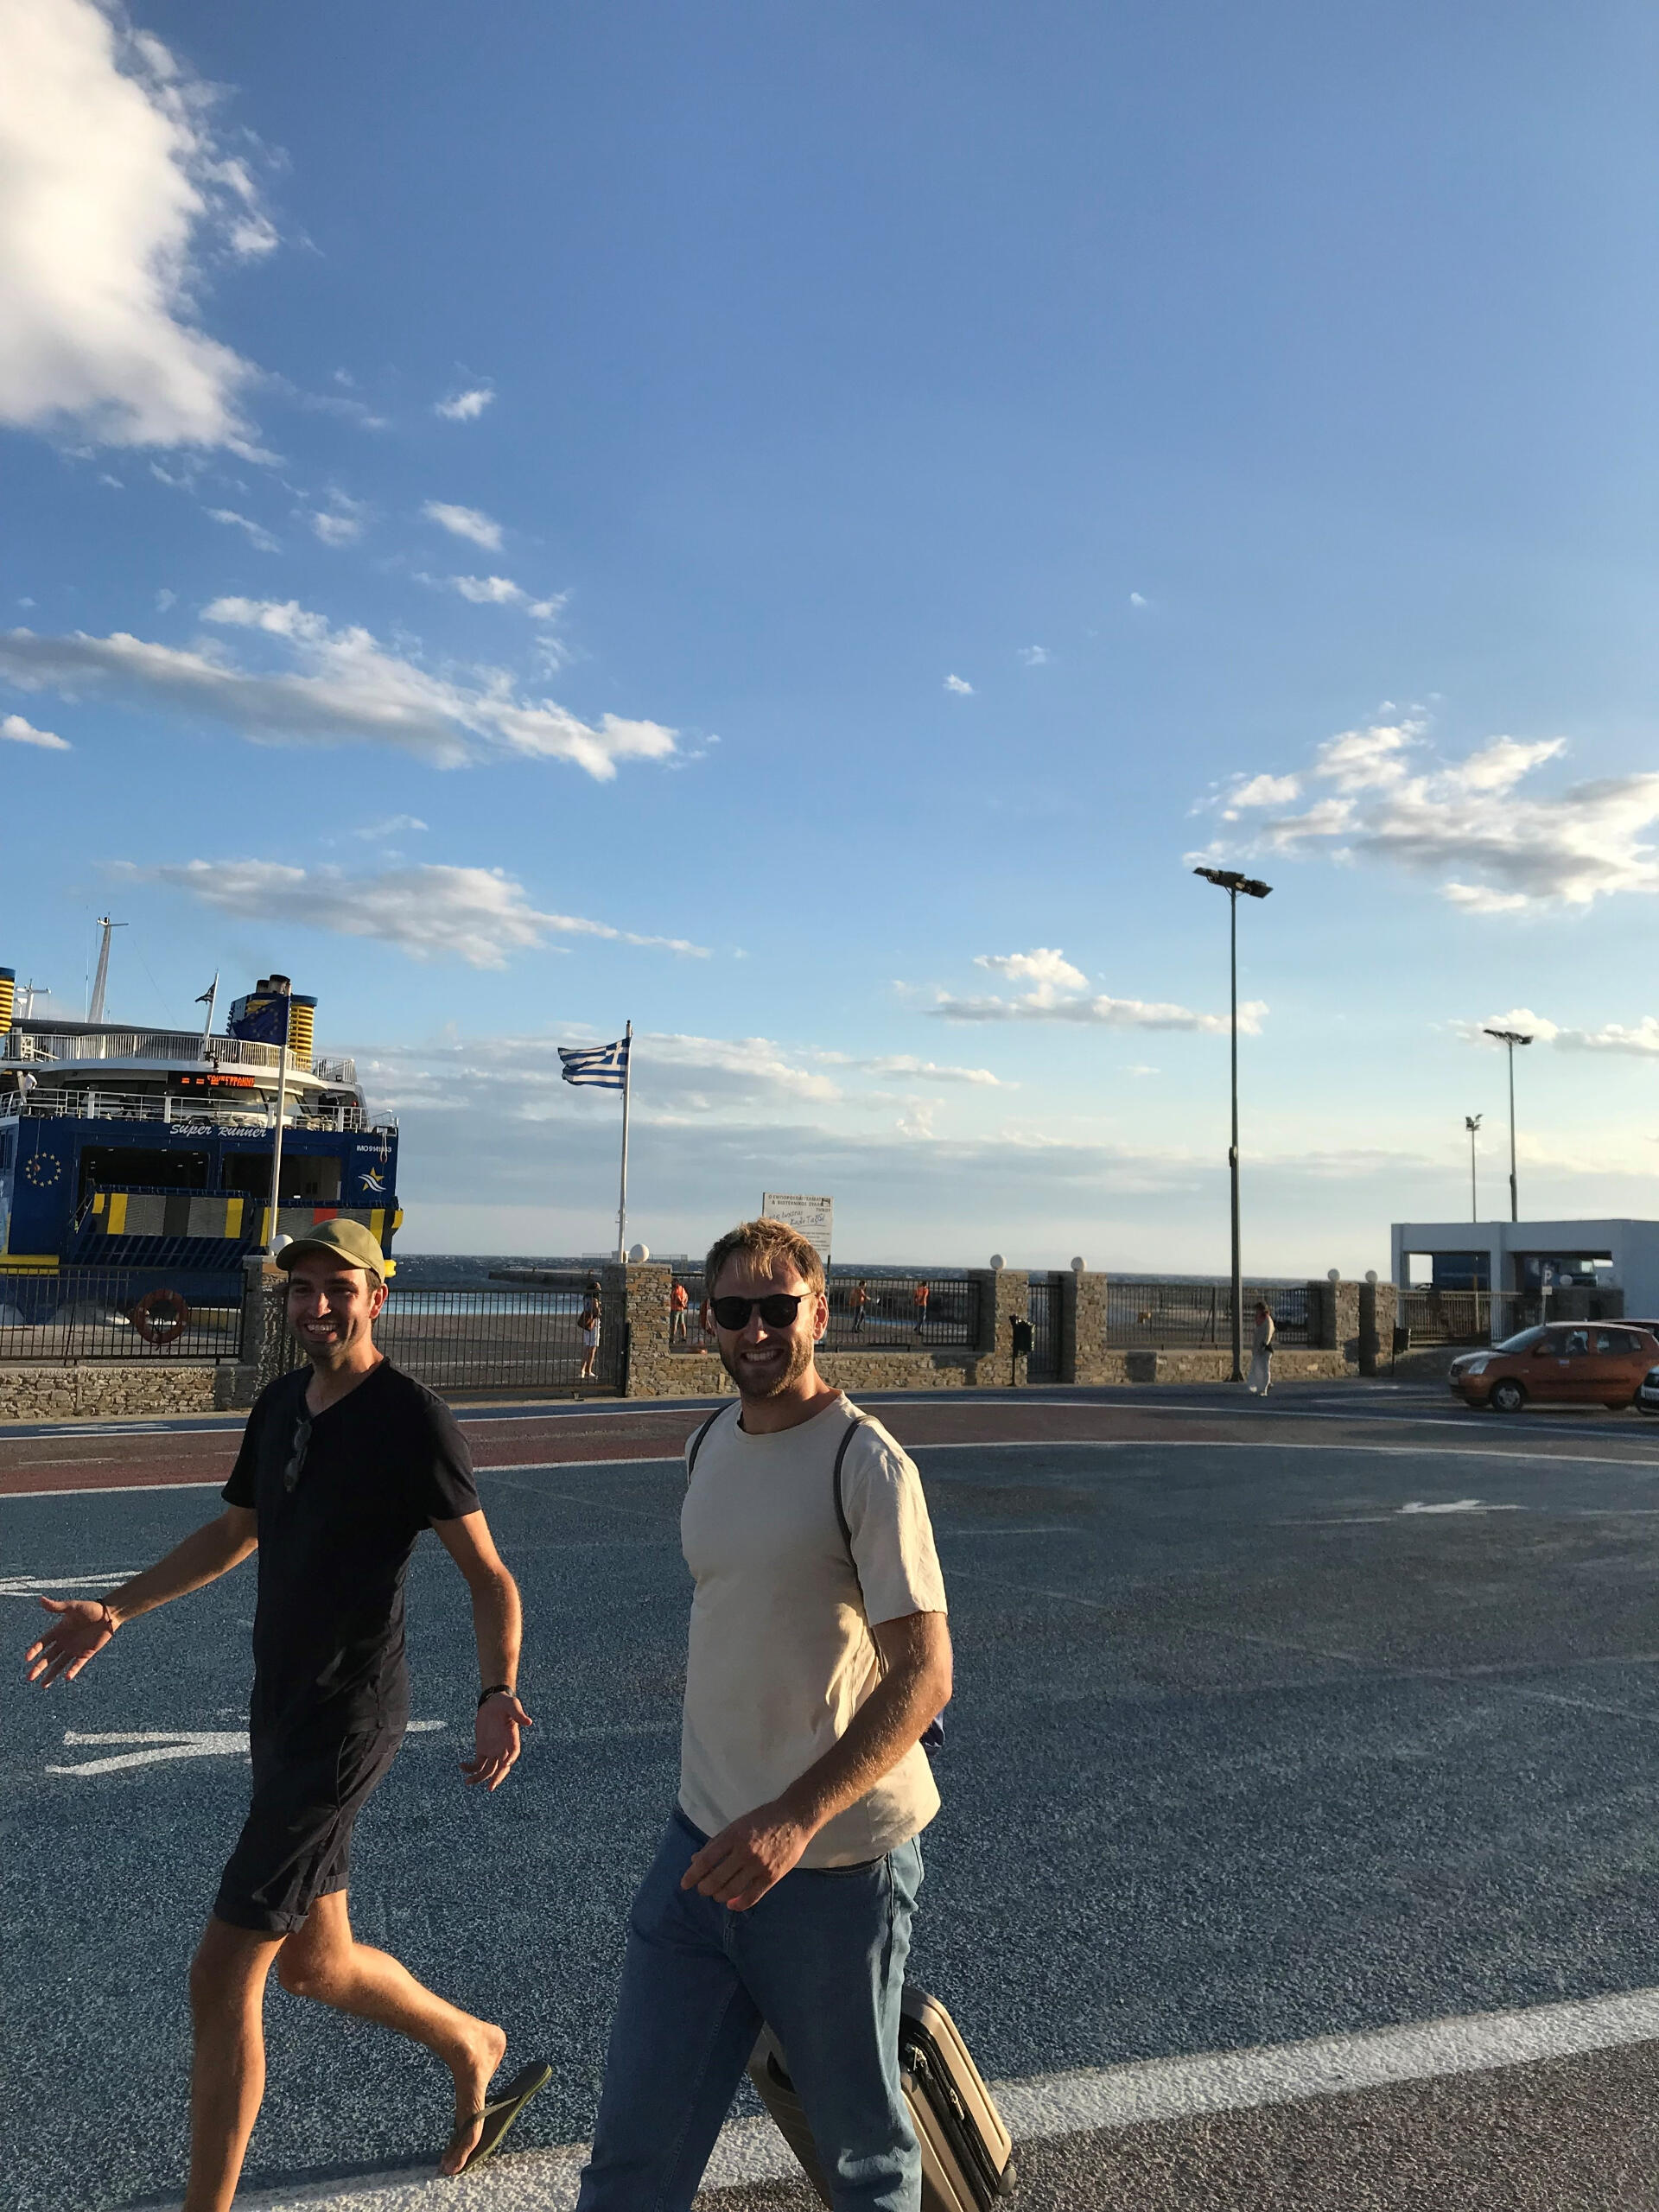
[0, 1265, 242, 1362]
[1396, 1289, 1548, 1347]
[1026, 1272, 1060, 1381]
[371, 1279, 624, 1395]
[664, 1269, 982, 1354]
[1104, 1280, 1311, 1348]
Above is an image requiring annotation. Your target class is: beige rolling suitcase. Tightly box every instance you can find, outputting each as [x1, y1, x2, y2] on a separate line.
[747, 1984, 1016, 2209]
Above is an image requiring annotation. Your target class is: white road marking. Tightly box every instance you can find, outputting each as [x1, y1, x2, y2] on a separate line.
[174, 1982, 1659, 2210]
[1400, 1498, 1520, 1515]
[5, 1433, 1659, 1503]
[46, 1719, 447, 1777]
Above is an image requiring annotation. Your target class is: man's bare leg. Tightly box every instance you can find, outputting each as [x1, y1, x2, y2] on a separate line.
[276, 1891, 507, 2174]
[183, 1918, 285, 2212]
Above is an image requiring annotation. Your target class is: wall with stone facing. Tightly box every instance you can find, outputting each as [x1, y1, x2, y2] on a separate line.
[0, 1363, 222, 1421]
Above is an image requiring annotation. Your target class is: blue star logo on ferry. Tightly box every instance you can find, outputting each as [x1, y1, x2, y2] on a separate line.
[359, 1168, 386, 1192]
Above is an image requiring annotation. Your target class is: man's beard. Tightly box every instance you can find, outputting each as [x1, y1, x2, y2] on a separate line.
[717, 1329, 817, 1400]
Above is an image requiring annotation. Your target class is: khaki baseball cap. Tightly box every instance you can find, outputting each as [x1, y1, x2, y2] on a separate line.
[275, 1217, 386, 1280]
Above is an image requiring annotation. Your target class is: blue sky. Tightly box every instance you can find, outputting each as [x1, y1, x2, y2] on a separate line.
[4, 0, 1658, 1268]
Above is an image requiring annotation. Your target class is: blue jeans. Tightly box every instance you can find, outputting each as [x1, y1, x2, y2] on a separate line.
[576, 1808, 924, 2212]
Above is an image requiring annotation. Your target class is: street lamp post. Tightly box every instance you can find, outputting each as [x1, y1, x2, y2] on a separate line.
[1465, 1114, 1482, 1224]
[1193, 866, 1273, 1382]
[1481, 1028, 1532, 1223]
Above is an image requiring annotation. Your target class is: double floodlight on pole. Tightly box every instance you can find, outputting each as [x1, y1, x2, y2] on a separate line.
[1481, 1027, 1532, 1223]
[1193, 866, 1273, 1382]
[1464, 1114, 1482, 1224]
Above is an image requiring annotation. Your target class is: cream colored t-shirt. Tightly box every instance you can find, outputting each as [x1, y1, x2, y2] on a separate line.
[679, 1393, 948, 1868]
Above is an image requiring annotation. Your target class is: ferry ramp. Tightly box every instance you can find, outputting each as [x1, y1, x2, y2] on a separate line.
[5, 1384, 1659, 2209]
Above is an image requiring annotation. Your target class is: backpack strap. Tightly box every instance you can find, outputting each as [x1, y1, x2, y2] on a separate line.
[831, 1408, 867, 1555]
[685, 1401, 735, 1482]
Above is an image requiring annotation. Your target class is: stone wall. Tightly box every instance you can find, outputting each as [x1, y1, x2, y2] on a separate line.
[0, 1363, 223, 1421]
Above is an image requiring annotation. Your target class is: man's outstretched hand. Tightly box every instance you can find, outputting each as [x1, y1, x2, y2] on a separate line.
[681, 1802, 813, 1910]
[461, 1691, 532, 1790]
[24, 1598, 116, 1688]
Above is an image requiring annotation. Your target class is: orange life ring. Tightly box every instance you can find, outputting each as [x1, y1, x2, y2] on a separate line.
[130, 1287, 190, 1344]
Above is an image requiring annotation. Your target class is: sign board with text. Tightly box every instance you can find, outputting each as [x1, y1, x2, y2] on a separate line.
[760, 1192, 834, 1262]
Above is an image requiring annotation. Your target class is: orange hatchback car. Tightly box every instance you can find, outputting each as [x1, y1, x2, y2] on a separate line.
[1450, 1323, 1659, 1413]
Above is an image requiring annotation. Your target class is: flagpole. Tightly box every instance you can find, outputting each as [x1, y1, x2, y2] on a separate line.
[616, 1020, 633, 1262]
[266, 993, 292, 1254]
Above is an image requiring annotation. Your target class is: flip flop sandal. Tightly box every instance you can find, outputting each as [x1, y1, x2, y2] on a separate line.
[448, 2059, 553, 2175]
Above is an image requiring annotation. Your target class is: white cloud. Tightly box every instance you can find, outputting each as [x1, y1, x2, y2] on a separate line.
[448, 575, 564, 620]
[304, 491, 366, 547]
[1557, 1017, 1659, 1056]
[944, 674, 973, 695]
[423, 500, 503, 552]
[0, 601, 679, 779]
[857, 1055, 1005, 1087]
[2, 712, 69, 751]
[1018, 646, 1049, 667]
[155, 588, 175, 610]
[0, 0, 270, 450]
[1128, 592, 1147, 609]
[1461, 1005, 1659, 1057]
[975, 948, 1089, 998]
[207, 506, 277, 551]
[115, 858, 709, 969]
[1209, 717, 1658, 910]
[1224, 772, 1300, 815]
[927, 948, 1255, 1032]
[353, 814, 428, 840]
[435, 385, 494, 423]
[896, 1101, 938, 1141]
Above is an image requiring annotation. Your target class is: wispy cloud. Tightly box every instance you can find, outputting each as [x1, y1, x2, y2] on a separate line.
[115, 858, 709, 969]
[353, 814, 428, 841]
[1018, 646, 1049, 668]
[303, 490, 367, 547]
[2, 712, 69, 751]
[446, 575, 564, 620]
[1463, 1004, 1659, 1057]
[944, 673, 973, 696]
[1128, 592, 1148, 609]
[0, 0, 273, 452]
[0, 599, 678, 779]
[1202, 716, 1659, 910]
[435, 385, 495, 423]
[423, 500, 503, 552]
[207, 508, 278, 552]
[925, 946, 1259, 1033]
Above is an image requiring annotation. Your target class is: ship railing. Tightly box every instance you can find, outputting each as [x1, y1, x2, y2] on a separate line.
[0, 1087, 394, 1133]
[3, 1029, 355, 1086]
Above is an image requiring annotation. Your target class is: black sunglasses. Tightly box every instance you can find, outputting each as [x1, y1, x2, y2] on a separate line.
[709, 1293, 811, 1331]
[283, 1414, 312, 1493]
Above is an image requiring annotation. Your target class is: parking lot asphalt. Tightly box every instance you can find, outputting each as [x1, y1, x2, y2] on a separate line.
[6, 1393, 1659, 2209]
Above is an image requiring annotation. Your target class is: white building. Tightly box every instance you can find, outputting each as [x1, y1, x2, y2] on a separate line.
[1391, 1218, 1659, 1318]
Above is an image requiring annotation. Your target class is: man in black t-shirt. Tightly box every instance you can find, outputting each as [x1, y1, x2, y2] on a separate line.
[25, 1219, 546, 2212]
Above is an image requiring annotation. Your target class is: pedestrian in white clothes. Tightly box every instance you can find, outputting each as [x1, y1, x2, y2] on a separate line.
[1248, 1300, 1274, 1395]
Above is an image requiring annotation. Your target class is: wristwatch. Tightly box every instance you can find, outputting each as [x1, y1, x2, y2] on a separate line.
[476, 1682, 513, 1708]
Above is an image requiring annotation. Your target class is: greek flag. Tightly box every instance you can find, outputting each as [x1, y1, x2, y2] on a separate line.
[559, 1036, 630, 1090]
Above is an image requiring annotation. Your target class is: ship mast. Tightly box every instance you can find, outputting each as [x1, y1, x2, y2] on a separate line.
[87, 916, 124, 1023]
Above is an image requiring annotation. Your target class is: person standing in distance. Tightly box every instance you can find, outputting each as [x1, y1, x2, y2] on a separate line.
[23, 1218, 547, 2211]
[576, 1217, 951, 2212]
[1248, 1298, 1275, 1396]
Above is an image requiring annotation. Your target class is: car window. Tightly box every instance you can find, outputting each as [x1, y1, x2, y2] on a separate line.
[1495, 1325, 1547, 1353]
[1597, 1330, 1639, 1355]
[1563, 1330, 1592, 1356]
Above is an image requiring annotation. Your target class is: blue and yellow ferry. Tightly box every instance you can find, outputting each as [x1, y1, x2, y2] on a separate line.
[0, 961, 399, 1323]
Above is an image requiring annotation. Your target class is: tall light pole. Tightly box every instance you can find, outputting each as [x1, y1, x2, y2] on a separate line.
[1465, 1114, 1482, 1224]
[1194, 866, 1273, 1382]
[1482, 1027, 1532, 1222]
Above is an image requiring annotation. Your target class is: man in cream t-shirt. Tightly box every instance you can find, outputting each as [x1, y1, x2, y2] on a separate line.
[577, 1217, 952, 2212]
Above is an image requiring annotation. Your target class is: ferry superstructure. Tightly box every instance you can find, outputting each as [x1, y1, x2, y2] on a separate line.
[0, 957, 400, 1311]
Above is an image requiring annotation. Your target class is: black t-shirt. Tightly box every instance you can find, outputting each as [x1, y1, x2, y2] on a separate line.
[222, 1361, 480, 1741]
